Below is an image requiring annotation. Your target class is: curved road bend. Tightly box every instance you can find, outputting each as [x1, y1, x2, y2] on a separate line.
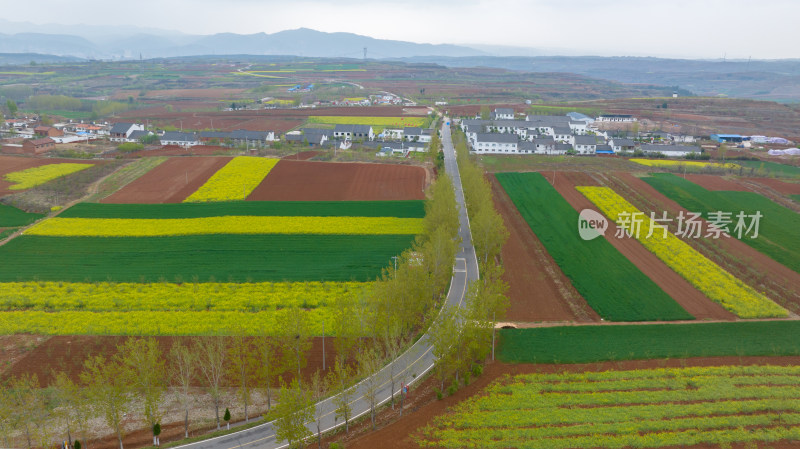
[175, 117, 479, 449]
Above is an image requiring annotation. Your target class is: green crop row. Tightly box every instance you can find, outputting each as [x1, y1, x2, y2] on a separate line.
[0, 204, 44, 227]
[61, 200, 426, 219]
[737, 160, 800, 179]
[0, 234, 414, 282]
[495, 172, 691, 321]
[419, 365, 800, 449]
[498, 321, 800, 364]
[643, 173, 800, 273]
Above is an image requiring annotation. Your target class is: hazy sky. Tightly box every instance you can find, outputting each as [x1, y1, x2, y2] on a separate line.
[6, 0, 799, 59]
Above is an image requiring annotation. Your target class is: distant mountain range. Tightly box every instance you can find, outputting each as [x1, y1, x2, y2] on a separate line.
[0, 25, 486, 59]
[2, 20, 800, 100]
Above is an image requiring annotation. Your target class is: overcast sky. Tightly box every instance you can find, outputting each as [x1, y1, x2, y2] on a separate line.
[6, 0, 799, 59]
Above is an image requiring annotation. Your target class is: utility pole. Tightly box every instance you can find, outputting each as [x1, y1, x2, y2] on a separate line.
[322, 321, 326, 371]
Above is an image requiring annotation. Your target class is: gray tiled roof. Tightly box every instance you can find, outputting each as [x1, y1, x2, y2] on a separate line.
[160, 131, 197, 142]
[110, 122, 134, 134]
[575, 135, 600, 145]
[475, 133, 519, 144]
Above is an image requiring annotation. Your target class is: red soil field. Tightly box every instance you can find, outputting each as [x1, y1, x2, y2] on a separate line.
[2, 335, 348, 387]
[344, 356, 800, 449]
[547, 171, 735, 320]
[112, 88, 248, 100]
[683, 174, 750, 191]
[445, 104, 528, 117]
[744, 177, 800, 195]
[248, 160, 426, 201]
[489, 175, 598, 323]
[112, 145, 239, 158]
[0, 155, 95, 196]
[613, 172, 800, 313]
[282, 151, 320, 161]
[102, 156, 232, 204]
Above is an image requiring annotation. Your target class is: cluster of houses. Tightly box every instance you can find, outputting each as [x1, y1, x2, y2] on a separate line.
[462, 109, 701, 157]
[285, 125, 433, 155]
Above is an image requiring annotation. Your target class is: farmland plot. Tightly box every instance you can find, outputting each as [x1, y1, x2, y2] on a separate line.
[419, 365, 800, 449]
[643, 173, 800, 272]
[495, 172, 691, 321]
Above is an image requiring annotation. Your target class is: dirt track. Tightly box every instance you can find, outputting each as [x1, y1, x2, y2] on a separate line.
[683, 174, 750, 191]
[102, 156, 232, 203]
[548, 171, 735, 321]
[489, 175, 597, 323]
[612, 172, 800, 313]
[745, 177, 800, 195]
[248, 160, 426, 201]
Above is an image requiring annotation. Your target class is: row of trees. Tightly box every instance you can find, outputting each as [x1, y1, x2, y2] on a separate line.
[427, 128, 510, 394]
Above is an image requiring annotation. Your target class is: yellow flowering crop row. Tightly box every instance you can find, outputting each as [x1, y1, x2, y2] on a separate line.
[577, 186, 787, 318]
[630, 158, 740, 169]
[25, 215, 423, 237]
[0, 280, 371, 312]
[184, 157, 278, 202]
[5, 163, 94, 190]
[0, 309, 336, 336]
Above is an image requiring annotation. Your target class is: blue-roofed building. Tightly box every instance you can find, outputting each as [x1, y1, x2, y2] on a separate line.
[710, 134, 745, 143]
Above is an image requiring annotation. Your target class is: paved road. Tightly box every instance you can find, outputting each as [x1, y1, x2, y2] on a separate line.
[176, 117, 478, 449]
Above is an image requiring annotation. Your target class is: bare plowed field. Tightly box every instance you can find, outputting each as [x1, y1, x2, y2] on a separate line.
[102, 156, 232, 204]
[683, 174, 749, 191]
[114, 145, 239, 159]
[745, 177, 800, 195]
[248, 160, 426, 201]
[548, 171, 734, 320]
[489, 176, 597, 323]
[612, 172, 800, 312]
[0, 155, 89, 196]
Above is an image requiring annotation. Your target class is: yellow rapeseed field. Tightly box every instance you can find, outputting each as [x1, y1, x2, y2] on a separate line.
[630, 158, 740, 170]
[25, 216, 423, 236]
[5, 163, 94, 190]
[577, 186, 787, 319]
[184, 156, 278, 202]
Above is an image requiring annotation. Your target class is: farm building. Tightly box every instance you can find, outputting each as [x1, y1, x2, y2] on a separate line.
[574, 135, 600, 154]
[609, 138, 636, 152]
[491, 108, 515, 120]
[20, 137, 56, 155]
[471, 133, 519, 154]
[596, 114, 637, 123]
[333, 125, 374, 141]
[33, 126, 63, 137]
[710, 134, 745, 144]
[110, 123, 145, 142]
[595, 144, 614, 154]
[640, 144, 700, 157]
[403, 127, 432, 143]
[159, 132, 200, 147]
